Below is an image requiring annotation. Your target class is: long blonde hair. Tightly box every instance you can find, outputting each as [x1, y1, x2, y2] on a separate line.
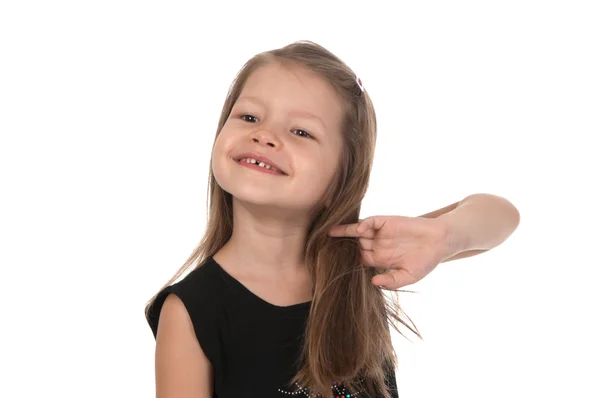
[145, 40, 421, 398]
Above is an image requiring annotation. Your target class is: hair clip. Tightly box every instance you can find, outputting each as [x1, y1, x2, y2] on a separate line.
[355, 75, 364, 93]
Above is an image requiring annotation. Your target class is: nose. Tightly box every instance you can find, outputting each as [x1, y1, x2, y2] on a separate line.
[250, 129, 281, 148]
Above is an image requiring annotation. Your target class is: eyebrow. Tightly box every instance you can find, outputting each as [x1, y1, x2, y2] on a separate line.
[236, 95, 327, 131]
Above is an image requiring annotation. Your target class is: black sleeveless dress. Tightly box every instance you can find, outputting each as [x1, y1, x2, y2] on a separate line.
[146, 256, 399, 398]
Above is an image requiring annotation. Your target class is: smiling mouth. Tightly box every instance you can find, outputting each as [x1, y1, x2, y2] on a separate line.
[234, 158, 287, 176]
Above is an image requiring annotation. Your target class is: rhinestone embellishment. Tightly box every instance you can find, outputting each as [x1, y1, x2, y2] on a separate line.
[278, 378, 365, 397]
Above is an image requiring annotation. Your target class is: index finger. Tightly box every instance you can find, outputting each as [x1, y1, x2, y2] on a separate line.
[327, 222, 360, 237]
[327, 218, 374, 238]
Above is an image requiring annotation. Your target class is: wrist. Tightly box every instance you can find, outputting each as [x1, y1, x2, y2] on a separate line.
[437, 211, 467, 261]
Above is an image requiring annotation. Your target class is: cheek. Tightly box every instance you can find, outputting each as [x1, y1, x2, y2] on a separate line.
[317, 148, 340, 178]
[210, 135, 231, 180]
[299, 154, 338, 187]
[322, 159, 339, 188]
[212, 130, 234, 159]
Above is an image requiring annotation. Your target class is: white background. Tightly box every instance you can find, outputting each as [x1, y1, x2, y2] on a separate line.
[1, 0, 598, 397]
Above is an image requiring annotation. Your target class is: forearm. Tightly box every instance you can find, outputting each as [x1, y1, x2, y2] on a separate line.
[437, 193, 520, 260]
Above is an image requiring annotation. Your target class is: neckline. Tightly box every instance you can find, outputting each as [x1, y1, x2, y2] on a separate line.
[208, 256, 313, 311]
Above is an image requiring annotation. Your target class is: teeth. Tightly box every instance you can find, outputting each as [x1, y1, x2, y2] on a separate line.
[240, 158, 279, 172]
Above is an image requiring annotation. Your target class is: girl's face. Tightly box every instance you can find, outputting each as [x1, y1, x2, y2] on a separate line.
[212, 61, 344, 217]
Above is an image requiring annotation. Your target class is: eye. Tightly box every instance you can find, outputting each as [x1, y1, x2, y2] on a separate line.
[240, 114, 258, 123]
[240, 114, 312, 139]
[291, 129, 313, 139]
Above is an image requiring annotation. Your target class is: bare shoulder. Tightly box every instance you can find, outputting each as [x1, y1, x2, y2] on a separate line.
[155, 293, 214, 398]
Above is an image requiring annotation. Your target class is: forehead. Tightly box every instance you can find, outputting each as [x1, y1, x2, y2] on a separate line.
[237, 61, 343, 131]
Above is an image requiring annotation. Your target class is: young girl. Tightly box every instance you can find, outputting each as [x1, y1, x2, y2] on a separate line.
[145, 40, 515, 398]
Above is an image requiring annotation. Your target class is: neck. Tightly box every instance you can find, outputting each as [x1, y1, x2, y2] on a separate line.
[214, 198, 313, 276]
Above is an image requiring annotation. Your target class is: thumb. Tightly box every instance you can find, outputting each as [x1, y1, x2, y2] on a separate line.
[372, 269, 412, 289]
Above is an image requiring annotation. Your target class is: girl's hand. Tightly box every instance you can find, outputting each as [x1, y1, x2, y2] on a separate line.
[327, 215, 451, 290]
